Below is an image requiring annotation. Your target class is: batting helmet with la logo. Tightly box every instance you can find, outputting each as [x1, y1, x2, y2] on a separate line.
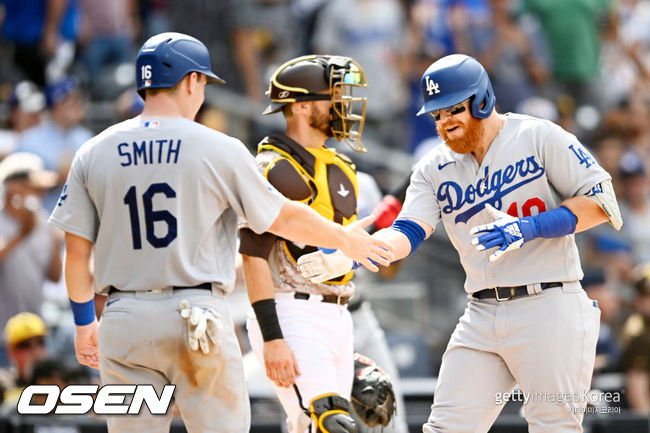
[418, 54, 495, 119]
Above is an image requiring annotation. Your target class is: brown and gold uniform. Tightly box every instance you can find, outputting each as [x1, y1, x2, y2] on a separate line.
[239, 133, 359, 297]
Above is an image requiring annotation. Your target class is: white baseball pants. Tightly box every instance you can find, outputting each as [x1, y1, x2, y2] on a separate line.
[247, 292, 354, 433]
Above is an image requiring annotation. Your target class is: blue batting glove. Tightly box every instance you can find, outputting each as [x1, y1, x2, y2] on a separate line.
[469, 204, 537, 262]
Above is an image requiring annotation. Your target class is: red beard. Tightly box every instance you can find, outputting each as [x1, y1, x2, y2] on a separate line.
[436, 115, 485, 154]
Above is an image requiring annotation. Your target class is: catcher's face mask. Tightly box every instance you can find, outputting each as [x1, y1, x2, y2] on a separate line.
[327, 57, 368, 152]
[263, 55, 368, 152]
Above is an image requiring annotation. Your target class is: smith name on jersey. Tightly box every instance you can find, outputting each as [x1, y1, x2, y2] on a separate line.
[116, 138, 182, 166]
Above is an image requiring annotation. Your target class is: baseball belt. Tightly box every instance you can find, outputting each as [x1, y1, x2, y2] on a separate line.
[108, 282, 212, 295]
[293, 292, 350, 306]
[472, 282, 563, 301]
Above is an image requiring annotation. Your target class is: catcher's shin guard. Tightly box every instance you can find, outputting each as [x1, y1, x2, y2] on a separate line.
[309, 393, 357, 433]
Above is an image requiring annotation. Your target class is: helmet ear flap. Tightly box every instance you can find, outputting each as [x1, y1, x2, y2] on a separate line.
[470, 73, 496, 119]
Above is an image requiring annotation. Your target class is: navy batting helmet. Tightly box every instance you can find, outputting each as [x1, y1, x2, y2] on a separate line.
[135, 32, 224, 96]
[417, 54, 495, 119]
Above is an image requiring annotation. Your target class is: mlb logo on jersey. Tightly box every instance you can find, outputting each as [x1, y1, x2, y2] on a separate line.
[144, 120, 159, 128]
[425, 76, 440, 96]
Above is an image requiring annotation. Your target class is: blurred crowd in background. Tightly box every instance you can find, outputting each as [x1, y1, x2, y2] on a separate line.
[1, 0, 650, 420]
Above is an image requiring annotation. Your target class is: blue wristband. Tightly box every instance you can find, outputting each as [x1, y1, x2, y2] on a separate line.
[390, 219, 426, 255]
[69, 298, 96, 326]
[520, 206, 577, 242]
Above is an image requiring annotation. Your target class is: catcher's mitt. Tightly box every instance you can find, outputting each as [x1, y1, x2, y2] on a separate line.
[351, 353, 396, 427]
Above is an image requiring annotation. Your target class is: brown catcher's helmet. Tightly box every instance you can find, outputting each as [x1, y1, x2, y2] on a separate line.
[263, 55, 368, 152]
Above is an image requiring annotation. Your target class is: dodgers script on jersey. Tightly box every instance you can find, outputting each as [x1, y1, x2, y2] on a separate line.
[399, 113, 610, 293]
[49, 116, 286, 294]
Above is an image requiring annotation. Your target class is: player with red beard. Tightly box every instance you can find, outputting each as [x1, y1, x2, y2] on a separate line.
[299, 54, 622, 433]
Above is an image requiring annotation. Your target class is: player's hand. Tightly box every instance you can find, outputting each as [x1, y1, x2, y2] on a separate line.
[297, 249, 355, 284]
[179, 300, 223, 355]
[470, 204, 533, 262]
[263, 339, 300, 388]
[74, 320, 100, 369]
[339, 215, 394, 271]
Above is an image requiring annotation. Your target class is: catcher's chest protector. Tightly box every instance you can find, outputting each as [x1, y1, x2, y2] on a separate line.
[259, 134, 358, 284]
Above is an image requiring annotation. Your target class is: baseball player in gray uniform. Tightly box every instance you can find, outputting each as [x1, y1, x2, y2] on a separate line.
[298, 54, 623, 432]
[48, 33, 391, 433]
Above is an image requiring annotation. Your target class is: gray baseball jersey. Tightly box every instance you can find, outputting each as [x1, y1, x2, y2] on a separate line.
[49, 116, 286, 294]
[399, 113, 610, 293]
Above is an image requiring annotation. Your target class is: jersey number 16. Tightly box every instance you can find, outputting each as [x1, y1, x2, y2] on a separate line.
[123, 182, 177, 249]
